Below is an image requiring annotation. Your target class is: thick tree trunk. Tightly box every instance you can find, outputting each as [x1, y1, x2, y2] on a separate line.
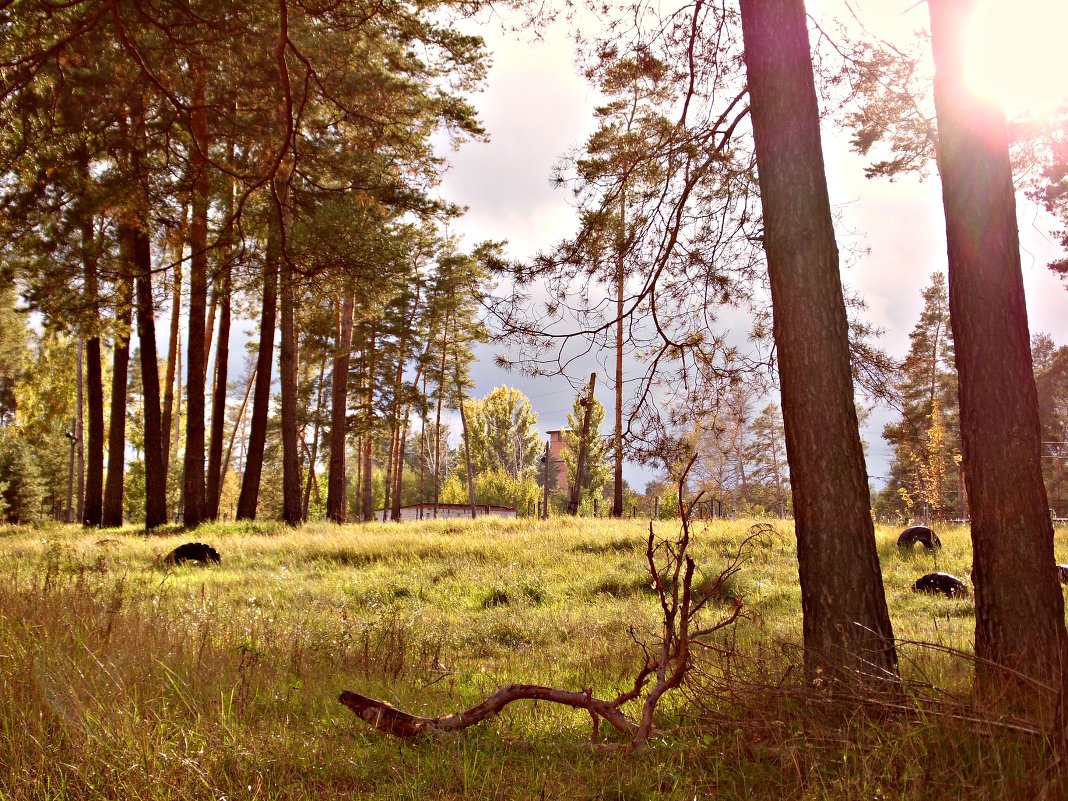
[327, 290, 355, 523]
[102, 273, 133, 527]
[182, 63, 210, 528]
[279, 260, 303, 526]
[130, 225, 168, 529]
[739, 0, 898, 689]
[236, 213, 280, 521]
[928, 0, 1067, 711]
[74, 341, 84, 522]
[81, 219, 104, 527]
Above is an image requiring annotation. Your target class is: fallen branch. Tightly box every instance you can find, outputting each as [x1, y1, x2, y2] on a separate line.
[339, 684, 637, 739]
[339, 459, 750, 746]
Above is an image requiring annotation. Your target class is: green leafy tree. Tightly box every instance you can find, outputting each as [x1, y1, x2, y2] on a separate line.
[440, 466, 540, 517]
[464, 386, 542, 481]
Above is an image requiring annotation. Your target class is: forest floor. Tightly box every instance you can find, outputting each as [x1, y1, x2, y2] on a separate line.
[1, 516, 1067, 800]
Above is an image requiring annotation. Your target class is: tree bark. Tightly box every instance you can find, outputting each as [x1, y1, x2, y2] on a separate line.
[161, 202, 186, 481]
[457, 369, 476, 519]
[81, 219, 105, 527]
[303, 355, 327, 519]
[432, 315, 449, 517]
[182, 60, 210, 528]
[386, 286, 421, 521]
[221, 362, 257, 515]
[236, 211, 280, 521]
[279, 254, 303, 526]
[613, 192, 626, 517]
[928, 0, 1067, 711]
[327, 290, 355, 523]
[206, 232, 232, 519]
[391, 417, 411, 521]
[74, 342, 83, 522]
[360, 321, 379, 522]
[739, 0, 898, 689]
[102, 273, 133, 528]
[130, 224, 168, 529]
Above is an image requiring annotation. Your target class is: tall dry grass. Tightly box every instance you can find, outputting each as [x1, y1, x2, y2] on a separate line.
[0, 517, 1065, 799]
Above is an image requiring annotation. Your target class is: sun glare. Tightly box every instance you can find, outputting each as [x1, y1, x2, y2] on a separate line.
[963, 0, 1068, 119]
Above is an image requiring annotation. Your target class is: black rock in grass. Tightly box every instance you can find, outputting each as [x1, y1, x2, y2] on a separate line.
[913, 572, 967, 597]
[164, 542, 221, 566]
[897, 525, 942, 550]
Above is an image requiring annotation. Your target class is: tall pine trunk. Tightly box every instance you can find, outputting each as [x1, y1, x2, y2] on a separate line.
[929, 0, 1067, 711]
[613, 193, 625, 517]
[391, 420, 411, 521]
[130, 224, 168, 528]
[74, 341, 84, 521]
[457, 367, 476, 519]
[182, 61, 210, 528]
[739, 0, 898, 690]
[359, 322, 378, 522]
[161, 202, 186, 481]
[432, 315, 449, 516]
[302, 356, 327, 519]
[386, 285, 421, 520]
[326, 290, 355, 523]
[206, 229, 232, 519]
[102, 273, 133, 527]
[236, 207, 280, 520]
[81, 218, 105, 527]
[279, 259, 303, 525]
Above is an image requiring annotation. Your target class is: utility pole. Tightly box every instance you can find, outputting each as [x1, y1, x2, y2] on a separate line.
[541, 439, 550, 520]
[567, 373, 597, 516]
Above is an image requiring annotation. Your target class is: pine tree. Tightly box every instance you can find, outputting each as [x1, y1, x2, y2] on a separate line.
[880, 273, 961, 520]
[740, 0, 898, 690]
[928, 0, 1066, 711]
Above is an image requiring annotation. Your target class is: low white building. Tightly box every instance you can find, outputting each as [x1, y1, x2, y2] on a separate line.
[375, 503, 517, 522]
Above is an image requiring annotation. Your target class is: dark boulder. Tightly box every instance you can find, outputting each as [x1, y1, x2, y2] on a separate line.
[897, 525, 942, 550]
[164, 542, 221, 566]
[913, 572, 967, 597]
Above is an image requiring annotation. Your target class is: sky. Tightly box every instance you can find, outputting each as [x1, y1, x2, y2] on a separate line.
[435, 0, 1068, 492]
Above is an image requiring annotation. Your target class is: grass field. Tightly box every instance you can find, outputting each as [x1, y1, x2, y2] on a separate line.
[1, 516, 1066, 800]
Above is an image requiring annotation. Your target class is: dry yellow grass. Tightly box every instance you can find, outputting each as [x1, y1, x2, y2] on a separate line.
[0, 517, 1065, 799]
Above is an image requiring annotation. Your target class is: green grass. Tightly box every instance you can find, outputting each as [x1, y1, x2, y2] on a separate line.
[0, 516, 1066, 799]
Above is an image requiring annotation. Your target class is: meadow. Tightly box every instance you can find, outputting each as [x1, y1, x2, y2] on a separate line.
[1, 516, 1066, 800]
